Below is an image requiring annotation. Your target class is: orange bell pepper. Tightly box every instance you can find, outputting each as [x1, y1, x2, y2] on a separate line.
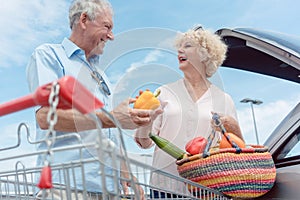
[219, 132, 246, 149]
[133, 89, 160, 110]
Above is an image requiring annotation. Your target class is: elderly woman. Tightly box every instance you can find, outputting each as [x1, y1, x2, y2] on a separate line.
[134, 26, 244, 198]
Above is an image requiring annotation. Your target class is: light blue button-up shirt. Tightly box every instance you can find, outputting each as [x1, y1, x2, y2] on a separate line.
[26, 38, 119, 193]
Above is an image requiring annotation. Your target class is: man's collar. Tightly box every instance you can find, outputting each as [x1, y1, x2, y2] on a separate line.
[62, 38, 100, 63]
[62, 38, 84, 58]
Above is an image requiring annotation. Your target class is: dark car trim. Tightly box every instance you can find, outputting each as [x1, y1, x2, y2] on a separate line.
[271, 123, 300, 168]
[216, 28, 300, 83]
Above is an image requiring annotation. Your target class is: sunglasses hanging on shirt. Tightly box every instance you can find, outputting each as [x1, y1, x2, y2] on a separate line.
[91, 71, 111, 96]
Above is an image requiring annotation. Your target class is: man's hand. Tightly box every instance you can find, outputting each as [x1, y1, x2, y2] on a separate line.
[121, 161, 145, 200]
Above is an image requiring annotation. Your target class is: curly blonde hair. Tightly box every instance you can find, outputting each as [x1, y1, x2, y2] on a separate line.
[175, 27, 227, 77]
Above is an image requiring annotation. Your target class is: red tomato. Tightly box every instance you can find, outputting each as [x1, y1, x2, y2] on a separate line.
[185, 136, 208, 155]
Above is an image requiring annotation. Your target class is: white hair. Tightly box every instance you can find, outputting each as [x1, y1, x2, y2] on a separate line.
[69, 0, 113, 30]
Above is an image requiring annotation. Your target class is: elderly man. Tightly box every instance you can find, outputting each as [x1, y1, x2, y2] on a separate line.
[26, 0, 158, 199]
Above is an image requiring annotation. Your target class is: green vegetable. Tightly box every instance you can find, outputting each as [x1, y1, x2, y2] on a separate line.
[149, 133, 186, 160]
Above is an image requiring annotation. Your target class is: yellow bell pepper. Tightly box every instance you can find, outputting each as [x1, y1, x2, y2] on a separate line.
[133, 89, 160, 110]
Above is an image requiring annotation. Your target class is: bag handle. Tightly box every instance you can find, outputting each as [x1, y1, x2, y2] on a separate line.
[202, 129, 216, 158]
[203, 113, 242, 157]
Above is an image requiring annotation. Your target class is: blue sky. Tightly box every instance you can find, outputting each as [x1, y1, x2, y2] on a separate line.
[0, 0, 300, 165]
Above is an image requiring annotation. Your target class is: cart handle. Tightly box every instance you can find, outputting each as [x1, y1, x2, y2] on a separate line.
[0, 76, 104, 116]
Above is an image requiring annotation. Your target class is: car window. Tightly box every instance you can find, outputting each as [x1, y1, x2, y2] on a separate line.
[277, 127, 300, 159]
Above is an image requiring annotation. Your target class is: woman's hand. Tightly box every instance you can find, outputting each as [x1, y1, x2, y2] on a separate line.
[211, 112, 244, 141]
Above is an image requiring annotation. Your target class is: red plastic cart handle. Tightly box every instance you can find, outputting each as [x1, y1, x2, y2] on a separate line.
[0, 76, 104, 116]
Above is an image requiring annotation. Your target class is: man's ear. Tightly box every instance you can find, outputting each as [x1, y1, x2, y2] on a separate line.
[79, 13, 88, 29]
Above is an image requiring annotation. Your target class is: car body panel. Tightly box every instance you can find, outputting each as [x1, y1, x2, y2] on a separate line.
[216, 28, 300, 199]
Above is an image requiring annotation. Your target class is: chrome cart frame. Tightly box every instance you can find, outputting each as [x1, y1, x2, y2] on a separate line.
[0, 76, 230, 200]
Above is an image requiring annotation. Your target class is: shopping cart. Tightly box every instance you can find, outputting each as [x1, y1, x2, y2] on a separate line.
[0, 76, 230, 199]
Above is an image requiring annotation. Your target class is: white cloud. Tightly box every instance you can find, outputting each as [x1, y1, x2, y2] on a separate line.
[143, 50, 164, 64]
[110, 50, 166, 96]
[125, 62, 143, 73]
[238, 97, 300, 144]
[126, 50, 164, 73]
[0, 0, 69, 68]
[108, 48, 181, 107]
